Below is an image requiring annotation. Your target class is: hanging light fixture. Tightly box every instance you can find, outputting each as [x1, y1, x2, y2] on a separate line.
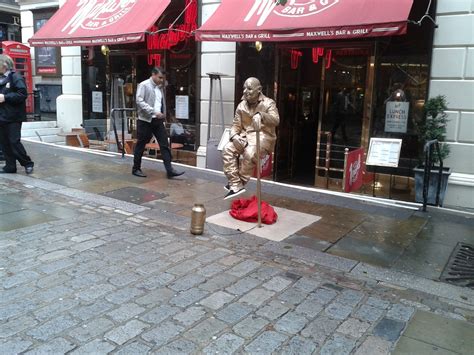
[101, 45, 110, 56]
[255, 41, 263, 52]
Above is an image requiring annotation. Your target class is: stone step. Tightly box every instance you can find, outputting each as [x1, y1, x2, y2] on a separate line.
[22, 127, 63, 138]
[25, 135, 65, 144]
[22, 121, 57, 129]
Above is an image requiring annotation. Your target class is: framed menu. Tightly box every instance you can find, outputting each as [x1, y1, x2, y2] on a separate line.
[366, 138, 402, 167]
[175, 95, 189, 119]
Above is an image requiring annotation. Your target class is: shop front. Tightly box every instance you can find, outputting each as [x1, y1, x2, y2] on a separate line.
[197, 0, 435, 200]
[28, 0, 198, 162]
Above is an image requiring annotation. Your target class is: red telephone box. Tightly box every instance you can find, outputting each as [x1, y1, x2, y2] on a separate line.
[1, 41, 34, 114]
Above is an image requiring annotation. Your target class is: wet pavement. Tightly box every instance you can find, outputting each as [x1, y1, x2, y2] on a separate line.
[0, 141, 473, 354]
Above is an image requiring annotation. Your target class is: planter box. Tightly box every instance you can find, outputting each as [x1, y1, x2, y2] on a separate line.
[414, 166, 451, 206]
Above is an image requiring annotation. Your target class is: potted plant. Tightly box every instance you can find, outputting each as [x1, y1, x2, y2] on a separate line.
[413, 95, 451, 206]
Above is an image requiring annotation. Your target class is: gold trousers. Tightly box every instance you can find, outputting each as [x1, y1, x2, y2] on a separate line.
[222, 142, 269, 191]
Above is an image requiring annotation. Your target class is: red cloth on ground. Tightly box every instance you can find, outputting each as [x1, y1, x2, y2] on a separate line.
[229, 195, 278, 225]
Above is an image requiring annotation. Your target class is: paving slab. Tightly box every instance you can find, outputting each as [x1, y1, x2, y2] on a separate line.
[394, 336, 458, 355]
[393, 239, 455, 280]
[394, 310, 474, 355]
[328, 236, 405, 268]
[101, 186, 168, 204]
[0, 209, 57, 232]
[0, 200, 23, 214]
[207, 207, 321, 242]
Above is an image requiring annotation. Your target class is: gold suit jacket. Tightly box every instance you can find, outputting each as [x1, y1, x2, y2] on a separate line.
[231, 93, 280, 152]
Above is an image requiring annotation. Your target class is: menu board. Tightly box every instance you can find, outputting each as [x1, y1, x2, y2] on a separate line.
[175, 95, 189, 119]
[92, 91, 103, 113]
[366, 138, 402, 167]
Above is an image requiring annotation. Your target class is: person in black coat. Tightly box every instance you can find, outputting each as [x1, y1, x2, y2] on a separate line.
[0, 54, 34, 174]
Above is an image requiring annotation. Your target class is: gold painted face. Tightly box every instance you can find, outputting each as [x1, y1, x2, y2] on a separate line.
[243, 79, 261, 105]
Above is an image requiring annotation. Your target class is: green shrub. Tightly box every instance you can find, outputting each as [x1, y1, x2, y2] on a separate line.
[415, 95, 450, 164]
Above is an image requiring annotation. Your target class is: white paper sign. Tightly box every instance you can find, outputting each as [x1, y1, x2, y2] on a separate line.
[366, 138, 402, 167]
[175, 95, 189, 119]
[385, 101, 409, 133]
[92, 91, 103, 113]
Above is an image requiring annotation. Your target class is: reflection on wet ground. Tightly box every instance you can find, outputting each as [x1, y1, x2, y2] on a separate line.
[1, 142, 473, 282]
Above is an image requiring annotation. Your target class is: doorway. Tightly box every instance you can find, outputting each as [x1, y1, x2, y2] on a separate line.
[274, 44, 374, 188]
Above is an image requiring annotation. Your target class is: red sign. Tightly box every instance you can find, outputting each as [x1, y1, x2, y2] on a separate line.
[311, 47, 333, 69]
[253, 153, 272, 178]
[344, 148, 365, 193]
[146, 0, 197, 66]
[37, 67, 57, 74]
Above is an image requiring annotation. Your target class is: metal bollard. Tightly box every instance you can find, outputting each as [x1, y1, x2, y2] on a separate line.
[190, 204, 206, 235]
[33, 88, 41, 121]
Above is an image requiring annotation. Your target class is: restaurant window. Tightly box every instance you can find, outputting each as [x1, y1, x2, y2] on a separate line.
[33, 9, 61, 76]
[371, 0, 435, 176]
[80, 0, 198, 148]
[235, 42, 276, 102]
[81, 46, 107, 139]
[157, 0, 197, 151]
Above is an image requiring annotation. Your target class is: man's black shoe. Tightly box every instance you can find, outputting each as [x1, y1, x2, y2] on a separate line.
[167, 169, 184, 179]
[224, 184, 230, 191]
[224, 188, 246, 200]
[25, 165, 34, 174]
[132, 169, 147, 178]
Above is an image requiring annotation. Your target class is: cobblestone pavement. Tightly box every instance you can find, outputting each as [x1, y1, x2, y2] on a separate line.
[1, 176, 473, 354]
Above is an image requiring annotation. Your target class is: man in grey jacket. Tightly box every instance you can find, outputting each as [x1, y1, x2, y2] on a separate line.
[132, 67, 184, 178]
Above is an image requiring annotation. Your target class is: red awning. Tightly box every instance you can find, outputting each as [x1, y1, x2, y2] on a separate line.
[196, 0, 414, 42]
[29, 0, 171, 47]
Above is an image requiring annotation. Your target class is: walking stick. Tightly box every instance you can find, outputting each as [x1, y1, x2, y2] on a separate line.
[256, 126, 262, 228]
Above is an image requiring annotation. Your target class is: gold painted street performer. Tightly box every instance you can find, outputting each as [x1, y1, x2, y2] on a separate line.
[222, 77, 279, 200]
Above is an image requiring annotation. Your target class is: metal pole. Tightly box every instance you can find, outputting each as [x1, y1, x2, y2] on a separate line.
[435, 142, 443, 206]
[422, 145, 430, 212]
[33, 89, 41, 121]
[218, 77, 225, 133]
[343, 148, 349, 192]
[256, 127, 262, 228]
[389, 174, 393, 199]
[207, 75, 214, 140]
[373, 166, 376, 197]
[325, 132, 332, 189]
[122, 116, 125, 159]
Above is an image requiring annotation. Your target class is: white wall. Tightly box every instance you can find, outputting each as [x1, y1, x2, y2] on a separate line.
[197, 0, 236, 168]
[55, 0, 82, 131]
[430, 0, 474, 208]
[19, 1, 62, 89]
[18, 0, 82, 131]
[57, 45, 82, 132]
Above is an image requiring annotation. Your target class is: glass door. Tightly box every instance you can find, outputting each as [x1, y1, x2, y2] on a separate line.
[275, 47, 322, 184]
[275, 44, 374, 188]
[315, 47, 374, 188]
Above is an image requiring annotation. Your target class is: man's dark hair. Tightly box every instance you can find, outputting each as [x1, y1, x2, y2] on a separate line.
[152, 67, 166, 75]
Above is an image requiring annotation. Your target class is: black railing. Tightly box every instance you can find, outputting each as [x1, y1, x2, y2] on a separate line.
[422, 139, 444, 211]
[26, 89, 42, 121]
[110, 108, 135, 159]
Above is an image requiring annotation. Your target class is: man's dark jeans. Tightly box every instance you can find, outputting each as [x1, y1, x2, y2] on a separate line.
[133, 118, 172, 172]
